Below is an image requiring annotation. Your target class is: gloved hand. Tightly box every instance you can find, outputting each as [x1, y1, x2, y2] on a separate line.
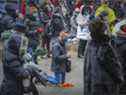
[22, 69, 31, 78]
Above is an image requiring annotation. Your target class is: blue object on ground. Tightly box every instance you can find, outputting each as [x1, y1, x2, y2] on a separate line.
[47, 76, 59, 84]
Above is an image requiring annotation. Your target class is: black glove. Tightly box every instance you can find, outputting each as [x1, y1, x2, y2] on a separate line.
[22, 69, 30, 78]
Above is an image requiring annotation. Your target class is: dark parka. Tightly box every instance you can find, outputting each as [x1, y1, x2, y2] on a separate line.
[0, 32, 29, 95]
[84, 40, 123, 95]
[51, 38, 67, 73]
[114, 36, 126, 94]
[0, 14, 14, 37]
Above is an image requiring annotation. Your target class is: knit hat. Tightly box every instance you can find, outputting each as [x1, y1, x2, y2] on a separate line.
[14, 21, 26, 30]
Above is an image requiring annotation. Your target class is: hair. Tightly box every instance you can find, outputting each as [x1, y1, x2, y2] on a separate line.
[89, 19, 109, 43]
[81, 6, 89, 15]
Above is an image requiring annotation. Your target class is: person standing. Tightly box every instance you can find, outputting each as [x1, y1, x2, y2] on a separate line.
[76, 5, 91, 58]
[0, 22, 30, 95]
[0, 3, 16, 38]
[84, 19, 123, 95]
[114, 23, 126, 94]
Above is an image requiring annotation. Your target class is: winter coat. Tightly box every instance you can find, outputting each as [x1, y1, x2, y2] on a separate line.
[114, 36, 126, 78]
[95, 4, 116, 25]
[112, 19, 126, 36]
[0, 14, 14, 35]
[26, 30, 40, 52]
[51, 38, 67, 73]
[0, 32, 29, 95]
[114, 36, 126, 95]
[84, 40, 123, 95]
[66, 0, 75, 15]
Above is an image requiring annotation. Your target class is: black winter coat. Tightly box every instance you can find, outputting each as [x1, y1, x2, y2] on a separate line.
[0, 32, 29, 95]
[84, 40, 123, 95]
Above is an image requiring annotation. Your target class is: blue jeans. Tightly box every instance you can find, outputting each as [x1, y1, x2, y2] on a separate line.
[54, 72, 66, 84]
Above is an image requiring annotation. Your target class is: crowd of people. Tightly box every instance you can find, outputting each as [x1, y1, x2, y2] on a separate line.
[0, 0, 126, 95]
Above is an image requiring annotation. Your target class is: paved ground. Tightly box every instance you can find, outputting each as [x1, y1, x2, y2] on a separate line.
[38, 53, 83, 95]
[0, 63, 3, 84]
[0, 43, 84, 95]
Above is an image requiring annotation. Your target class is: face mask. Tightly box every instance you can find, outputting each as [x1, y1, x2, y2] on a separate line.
[82, 11, 89, 16]
[74, 12, 79, 17]
[33, 12, 38, 17]
[64, 36, 68, 42]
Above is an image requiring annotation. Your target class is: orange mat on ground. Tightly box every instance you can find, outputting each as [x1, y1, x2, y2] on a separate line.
[60, 83, 74, 89]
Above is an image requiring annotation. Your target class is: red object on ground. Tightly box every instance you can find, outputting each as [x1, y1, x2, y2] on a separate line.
[21, 0, 26, 16]
[37, 27, 44, 33]
[60, 83, 74, 89]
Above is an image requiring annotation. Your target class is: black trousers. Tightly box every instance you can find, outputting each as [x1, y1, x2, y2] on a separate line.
[42, 35, 50, 57]
[78, 39, 87, 57]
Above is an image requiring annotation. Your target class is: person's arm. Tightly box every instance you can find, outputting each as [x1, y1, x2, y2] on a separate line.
[5, 36, 29, 79]
[6, 58, 29, 79]
[117, 31, 126, 37]
[52, 44, 68, 60]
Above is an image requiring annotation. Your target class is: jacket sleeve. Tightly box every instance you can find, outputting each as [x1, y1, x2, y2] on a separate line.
[5, 58, 29, 79]
[4, 36, 29, 78]
[97, 45, 123, 83]
[45, 22, 53, 37]
[52, 44, 68, 61]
